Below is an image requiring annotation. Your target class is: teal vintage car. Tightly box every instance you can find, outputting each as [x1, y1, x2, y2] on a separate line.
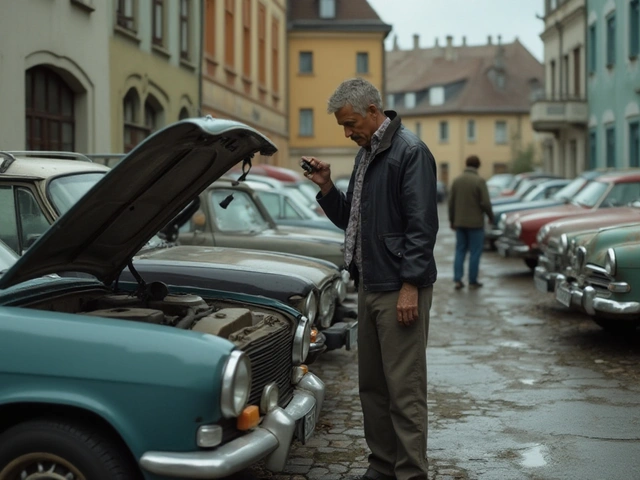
[0, 118, 325, 479]
[554, 222, 640, 331]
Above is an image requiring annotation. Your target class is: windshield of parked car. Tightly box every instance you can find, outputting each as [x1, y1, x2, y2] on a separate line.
[47, 172, 107, 215]
[487, 174, 514, 188]
[552, 177, 588, 201]
[571, 181, 609, 208]
[210, 190, 269, 232]
[521, 184, 548, 201]
[257, 191, 306, 220]
[600, 181, 640, 207]
[0, 240, 18, 276]
[292, 182, 320, 204]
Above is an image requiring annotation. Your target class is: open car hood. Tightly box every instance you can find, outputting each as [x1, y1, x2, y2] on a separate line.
[0, 117, 277, 289]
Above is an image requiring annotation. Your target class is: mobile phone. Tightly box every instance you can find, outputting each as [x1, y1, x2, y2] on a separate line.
[301, 159, 316, 173]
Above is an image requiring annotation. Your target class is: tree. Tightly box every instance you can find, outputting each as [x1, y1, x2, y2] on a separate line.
[511, 143, 538, 174]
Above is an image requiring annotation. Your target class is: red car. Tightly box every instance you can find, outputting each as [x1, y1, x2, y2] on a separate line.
[495, 171, 640, 269]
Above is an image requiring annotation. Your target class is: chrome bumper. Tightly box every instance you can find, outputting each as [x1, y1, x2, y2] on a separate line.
[582, 286, 640, 317]
[495, 238, 531, 258]
[485, 227, 503, 240]
[140, 372, 325, 479]
[534, 266, 557, 293]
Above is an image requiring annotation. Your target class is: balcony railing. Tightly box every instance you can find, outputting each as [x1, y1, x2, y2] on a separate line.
[530, 95, 588, 133]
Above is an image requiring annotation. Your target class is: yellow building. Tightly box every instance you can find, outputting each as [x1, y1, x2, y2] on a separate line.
[109, 0, 202, 154]
[287, 0, 391, 177]
[201, 0, 288, 166]
[386, 35, 545, 185]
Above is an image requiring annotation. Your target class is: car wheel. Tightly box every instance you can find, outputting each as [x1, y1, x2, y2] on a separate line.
[0, 419, 139, 480]
[524, 258, 538, 270]
[593, 317, 639, 334]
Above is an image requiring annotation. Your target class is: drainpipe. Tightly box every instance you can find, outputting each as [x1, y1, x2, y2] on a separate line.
[198, 0, 204, 115]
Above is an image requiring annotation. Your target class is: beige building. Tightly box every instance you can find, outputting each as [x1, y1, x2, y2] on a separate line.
[109, 0, 202, 153]
[287, 0, 391, 177]
[200, 0, 288, 166]
[532, 0, 588, 177]
[0, 0, 112, 153]
[386, 35, 545, 185]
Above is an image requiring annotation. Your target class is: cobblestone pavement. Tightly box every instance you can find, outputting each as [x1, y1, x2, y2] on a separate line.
[234, 204, 640, 480]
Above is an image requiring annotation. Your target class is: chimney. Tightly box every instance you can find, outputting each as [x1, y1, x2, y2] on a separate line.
[488, 35, 493, 45]
[445, 35, 456, 61]
[435, 37, 444, 57]
[413, 34, 420, 50]
[462, 36, 467, 46]
[393, 34, 399, 51]
[498, 35, 502, 45]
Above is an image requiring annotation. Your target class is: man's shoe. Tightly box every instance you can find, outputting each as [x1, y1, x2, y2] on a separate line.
[454, 281, 464, 290]
[469, 282, 483, 289]
[357, 467, 396, 480]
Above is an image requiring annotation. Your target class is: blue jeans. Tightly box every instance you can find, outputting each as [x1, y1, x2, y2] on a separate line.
[454, 228, 485, 284]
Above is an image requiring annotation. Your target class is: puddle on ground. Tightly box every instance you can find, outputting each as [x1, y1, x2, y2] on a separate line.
[521, 444, 547, 467]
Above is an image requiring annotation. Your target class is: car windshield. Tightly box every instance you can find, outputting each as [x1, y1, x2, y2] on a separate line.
[522, 184, 547, 201]
[487, 174, 514, 188]
[0, 240, 18, 276]
[292, 182, 320, 204]
[514, 179, 539, 198]
[570, 181, 609, 208]
[257, 191, 306, 220]
[600, 181, 640, 208]
[553, 177, 588, 201]
[48, 172, 106, 215]
[210, 189, 269, 232]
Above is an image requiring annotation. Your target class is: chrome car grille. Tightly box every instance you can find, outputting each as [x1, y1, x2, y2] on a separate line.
[503, 223, 518, 238]
[585, 265, 613, 297]
[242, 322, 294, 408]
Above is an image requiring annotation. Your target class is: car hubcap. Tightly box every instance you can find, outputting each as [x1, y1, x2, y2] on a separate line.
[0, 453, 85, 480]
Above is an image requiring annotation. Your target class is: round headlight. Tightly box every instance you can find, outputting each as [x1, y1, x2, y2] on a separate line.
[220, 350, 252, 418]
[537, 225, 550, 244]
[303, 291, 317, 325]
[292, 316, 311, 365]
[559, 234, 569, 254]
[605, 248, 617, 276]
[319, 287, 336, 328]
[334, 278, 347, 303]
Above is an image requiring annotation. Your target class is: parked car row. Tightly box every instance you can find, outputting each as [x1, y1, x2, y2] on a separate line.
[0, 118, 353, 478]
[488, 166, 640, 332]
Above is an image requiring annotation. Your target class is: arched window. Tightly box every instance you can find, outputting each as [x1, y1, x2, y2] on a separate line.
[25, 66, 75, 151]
[179, 107, 190, 120]
[123, 88, 145, 152]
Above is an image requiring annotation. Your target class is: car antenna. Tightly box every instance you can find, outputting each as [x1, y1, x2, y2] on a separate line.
[221, 155, 253, 209]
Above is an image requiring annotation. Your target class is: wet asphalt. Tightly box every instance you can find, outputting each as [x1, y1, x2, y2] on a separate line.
[238, 204, 640, 480]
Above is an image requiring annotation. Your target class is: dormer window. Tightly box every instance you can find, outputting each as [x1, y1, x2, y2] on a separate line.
[319, 0, 336, 19]
[429, 86, 444, 106]
[405, 93, 416, 109]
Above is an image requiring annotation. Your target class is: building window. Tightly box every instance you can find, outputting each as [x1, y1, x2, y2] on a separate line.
[495, 121, 508, 144]
[205, 0, 216, 57]
[606, 125, 616, 167]
[225, 0, 235, 68]
[573, 47, 581, 96]
[152, 0, 164, 46]
[319, 0, 335, 19]
[607, 13, 616, 67]
[116, 0, 135, 31]
[356, 52, 369, 74]
[242, 0, 251, 77]
[386, 94, 395, 109]
[467, 119, 476, 141]
[439, 162, 449, 185]
[589, 129, 597, 169]
[429, 86, 444, 105]
[180, 0, 190, 59]
[299, 109, 314, 137]
[415, 122, 422, 139]
[258, 3, 266, 85]
[630, 121, 640, 167]
[179, 107, 190, 120]
[550, 60, 556, 98]
[631, 0, 640, 58]
[589, 24, 597, 73]
[25, 67, 75, 151]
[439, 121, 449, 143]
[299, 52, 313, 73]
[405, 93, 416, 109]
[272, 17, 280, 93]
[123, 89, 143, 152]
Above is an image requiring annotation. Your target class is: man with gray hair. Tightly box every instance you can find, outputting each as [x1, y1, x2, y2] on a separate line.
[302, 77, 438, 480]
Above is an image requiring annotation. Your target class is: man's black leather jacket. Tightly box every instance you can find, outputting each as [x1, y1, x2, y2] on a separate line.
[318, 111, 438, 292]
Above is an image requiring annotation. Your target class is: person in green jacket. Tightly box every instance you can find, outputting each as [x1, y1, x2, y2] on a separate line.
[448, 155, 494, 289]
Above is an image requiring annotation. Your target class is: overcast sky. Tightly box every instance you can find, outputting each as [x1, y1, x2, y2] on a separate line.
[367, 0, 545, 61]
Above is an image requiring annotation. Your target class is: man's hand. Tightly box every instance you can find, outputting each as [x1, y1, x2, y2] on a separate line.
[301, 156, 333, 195]
[397, 283, 419, 326]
